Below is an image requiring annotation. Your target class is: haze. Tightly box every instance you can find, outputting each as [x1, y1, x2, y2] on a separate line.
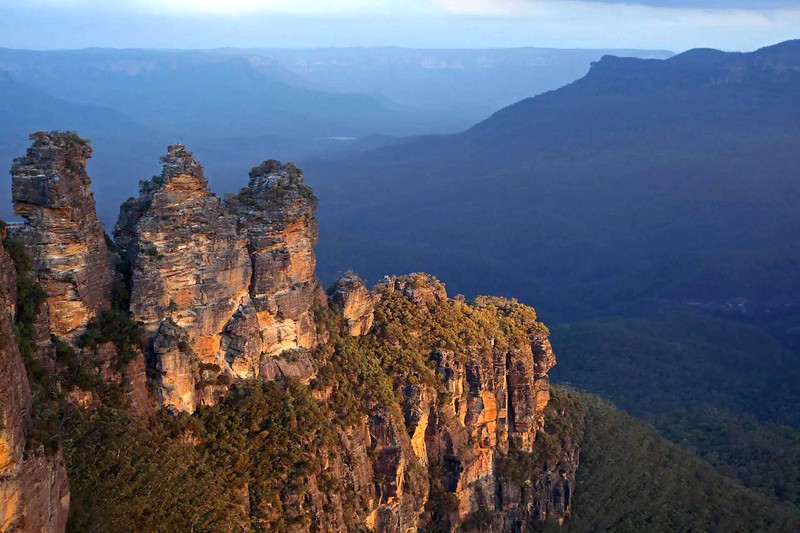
[2, 0, 799, 51]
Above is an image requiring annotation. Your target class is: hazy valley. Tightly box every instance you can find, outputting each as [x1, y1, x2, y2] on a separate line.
[0, 27, 799, 533]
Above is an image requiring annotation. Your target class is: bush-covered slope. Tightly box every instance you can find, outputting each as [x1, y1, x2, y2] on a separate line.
[550, 309, 800, 427]
[553, 388, 800, 532]
[551, 309, 800, 511]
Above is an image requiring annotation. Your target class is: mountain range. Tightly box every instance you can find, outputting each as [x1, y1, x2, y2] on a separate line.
[0, 46, 671, 224]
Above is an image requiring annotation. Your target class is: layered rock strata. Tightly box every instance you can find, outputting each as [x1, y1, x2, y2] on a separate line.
[2, 134, 573, 532]
[236, 160, 324, 356]
[261, 273, 573, 532]
[115, 149, 323, 412]
[329, 271, 375, 336]
[0, 226, 70, 533]
[11, 131, 116, 340]
[374, 274, 571, 530]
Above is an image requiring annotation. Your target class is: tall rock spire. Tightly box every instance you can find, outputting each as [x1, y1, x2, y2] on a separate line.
[237, 160, 325, 357]
[11, 131, 116, 340]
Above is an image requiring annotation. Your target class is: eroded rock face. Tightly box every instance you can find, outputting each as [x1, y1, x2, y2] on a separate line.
[371, 275, 573, 530]
[115, 145, 254, 411]
[330, 272, 375, 336]
[11, 131, 116, 340]
[235, 160, 324, 357]
[274, 275, 571, 532]
[3, 134, 572, 531]
[0, 232, 69, 533]
[115, 149, 323, 412]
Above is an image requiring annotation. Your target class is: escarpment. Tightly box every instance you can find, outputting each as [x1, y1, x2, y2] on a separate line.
[0, 223, 70, 533]
[2, 132, 573, 532]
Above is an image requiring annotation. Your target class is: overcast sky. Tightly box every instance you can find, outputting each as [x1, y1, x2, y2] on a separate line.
[1, 0, 798, 52]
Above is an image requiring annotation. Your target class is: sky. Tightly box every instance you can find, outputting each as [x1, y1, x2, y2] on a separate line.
[0, 0, 798, 52]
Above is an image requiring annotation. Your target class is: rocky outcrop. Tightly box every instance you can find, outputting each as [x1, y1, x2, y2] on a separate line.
[235, 160, 324, 357]
[2, 134, 573, 532]
[115, 149, 323, 412]
[11, 131, 116, 341]
[371, 274, 572, 530]
[330, 272, 375, 336]
[0, 227, 69, 533]
[115, 144, 253, 411]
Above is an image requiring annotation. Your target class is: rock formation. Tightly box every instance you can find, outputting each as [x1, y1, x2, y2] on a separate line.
[11, 131, 116, 341]
[115, 149, 323, 412]
[115, 144, 252, 411]
[369, 274, 571, 530]
[330, 271, 375, 336]
[2, 134, 573, 532]
[235, 160, 324, 356]
[0, 224, 70, 533]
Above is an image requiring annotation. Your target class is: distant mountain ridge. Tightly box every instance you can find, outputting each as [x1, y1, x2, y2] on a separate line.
[308, 38, 800, 327]
[0, 45, 673, 225]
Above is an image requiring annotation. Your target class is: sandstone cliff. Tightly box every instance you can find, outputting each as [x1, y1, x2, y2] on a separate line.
[371, 274, 572, 530]
[0, 224, 70, 533]
[330, 271, 375, 336]
[2, 133, 573, 532]
[11, 132, 116, 341]
[115, 148, 323, 412]
[223, 273, 574, 532]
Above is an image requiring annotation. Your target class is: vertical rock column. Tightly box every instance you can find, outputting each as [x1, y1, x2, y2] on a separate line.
[330, 272, 375, 336]
[236, 161, 325, 365]
[115, 144, 252, 412]
[11, 131, 116, 340]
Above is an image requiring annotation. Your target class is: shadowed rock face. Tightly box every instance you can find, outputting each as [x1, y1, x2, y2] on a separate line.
[115, 149, 323, 412]
[0, 227, 69, 533]
[11, 131, 116, 340]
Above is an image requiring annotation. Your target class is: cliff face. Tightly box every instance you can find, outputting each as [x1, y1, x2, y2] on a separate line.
[237, 273, 573, 532]
[370, 275, 572, 531]
[115, 149, 322, 412]
[330, 272, 375, 336]
[2, 133, 573, 532]
[0, 226, 70, 533]
[115, 145, 253, 411]
[235, 160, 324, 378]
[11, 132, 116, 341]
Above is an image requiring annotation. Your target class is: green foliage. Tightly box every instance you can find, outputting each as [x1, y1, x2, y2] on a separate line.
[64, 405, 244, 532]
[551, 308, 800, 512]
[78, 309, 143, 366]
[460, 508, 497, 531]
[552, 308, 800, 426]
[52, 335, 95, 391]
[657, 409, 800, 509]
[555, 387, 800, 532]
[2, 234, 58, 451]
[64, 379, 353, 532]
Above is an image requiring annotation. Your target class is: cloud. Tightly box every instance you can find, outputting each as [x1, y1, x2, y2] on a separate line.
[3, 0, 798, 50]
[578, 0, 798, 7]
[431, 0, 800, 17]
[17, 0, 800, 17]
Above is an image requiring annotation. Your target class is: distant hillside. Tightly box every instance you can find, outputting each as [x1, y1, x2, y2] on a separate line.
[0, 46, 669, 225]
[0, 48, 422, 139]
[550, 388, 800, 532]
[249, 47, 672, 123]
[307, 40, 800, 331]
